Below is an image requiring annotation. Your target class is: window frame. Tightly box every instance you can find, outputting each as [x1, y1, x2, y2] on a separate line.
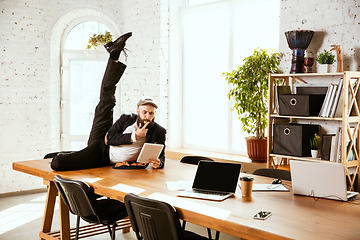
[60, 18, 119, 150]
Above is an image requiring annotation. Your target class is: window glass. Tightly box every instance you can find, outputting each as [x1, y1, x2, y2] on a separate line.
[183, 5, 230, 150]
[65, 21, 112, 50]
[62, 21, 112, 150]
[231, 0, 280, 151]
[182, 0, 280, 155]
[69, 60, 106, 136]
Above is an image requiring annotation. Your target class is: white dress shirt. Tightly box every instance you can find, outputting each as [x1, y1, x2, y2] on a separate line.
[109, 121, 146, 164]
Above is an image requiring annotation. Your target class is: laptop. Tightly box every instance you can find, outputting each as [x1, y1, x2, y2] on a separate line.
[290, 160, 358, 201]
[177, 161, 242, 201]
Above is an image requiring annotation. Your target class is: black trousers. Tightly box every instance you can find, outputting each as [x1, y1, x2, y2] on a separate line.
[50, 59, 127, 171]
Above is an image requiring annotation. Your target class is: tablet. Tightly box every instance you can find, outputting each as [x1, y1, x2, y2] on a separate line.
[137, 143, 164, 163]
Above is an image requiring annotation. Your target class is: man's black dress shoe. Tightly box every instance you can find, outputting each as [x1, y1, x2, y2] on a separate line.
[104, 32, 132, 54]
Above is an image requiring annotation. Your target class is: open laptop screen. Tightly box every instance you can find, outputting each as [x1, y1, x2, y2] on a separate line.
[192, 161, 242, 193]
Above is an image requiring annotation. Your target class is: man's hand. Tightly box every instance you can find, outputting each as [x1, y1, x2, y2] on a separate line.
[148, 158, 161, 169]
[135, 122, 149, 140]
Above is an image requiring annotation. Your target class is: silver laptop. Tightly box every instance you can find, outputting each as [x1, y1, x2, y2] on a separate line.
[290, 160, 358, 201]
[177, 161, 242, 201]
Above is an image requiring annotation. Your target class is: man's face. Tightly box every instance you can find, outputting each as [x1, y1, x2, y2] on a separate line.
[136, 104, 156, 128]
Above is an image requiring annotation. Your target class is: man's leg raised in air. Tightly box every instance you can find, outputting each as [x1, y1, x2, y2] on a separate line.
[87, 32, 132, 146]
[50, 32, 132, 171]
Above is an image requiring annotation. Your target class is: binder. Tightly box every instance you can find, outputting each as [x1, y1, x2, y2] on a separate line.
[321, 134, 335, 160]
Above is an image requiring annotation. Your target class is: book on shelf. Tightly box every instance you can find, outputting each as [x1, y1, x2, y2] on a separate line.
[334, 78, 358, 118]
[335, 127, 342, 163]
[329, 134, 338, 162]
[318, 77, 352, 118]
[329, 78, 343, 118]
[321, 134, 335, 160]
[318, 85, 332, 117]
[325, 84, 337, 117]
[330, 128, 342, 162]
[320, 128, 343, 162]
[319, 84, 335, 117]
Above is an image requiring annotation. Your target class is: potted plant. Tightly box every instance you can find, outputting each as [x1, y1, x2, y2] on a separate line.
[316, 49, 336, 73]
[86, 31, 113, 50]
[223, 48, 280, 161]
[310, 133, 321, 158]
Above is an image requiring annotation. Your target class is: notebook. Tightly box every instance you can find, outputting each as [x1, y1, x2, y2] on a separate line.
[290, 160, 358, 201]
[177, 161, 242, 201]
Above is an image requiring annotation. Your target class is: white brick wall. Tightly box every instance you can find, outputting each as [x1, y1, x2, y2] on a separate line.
[0, 0, 169, 194]
[1, 0, 53, 194]
[1, 0, 358, 194]
[279, 0, 360, 73]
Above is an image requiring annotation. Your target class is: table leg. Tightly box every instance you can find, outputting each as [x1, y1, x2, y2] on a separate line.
[40, 180, 57, 240]
[58, 195, 70, 240]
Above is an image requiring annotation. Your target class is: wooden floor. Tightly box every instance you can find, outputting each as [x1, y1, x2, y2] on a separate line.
[165, 148, 268, 174]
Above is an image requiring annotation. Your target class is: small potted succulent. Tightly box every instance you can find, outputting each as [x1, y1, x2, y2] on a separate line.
[310, 133, 321, 158]
[316, 49, 336, 73]
[86, 31, 113, 51]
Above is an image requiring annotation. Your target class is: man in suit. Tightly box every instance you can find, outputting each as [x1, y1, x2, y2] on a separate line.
[50, 32, 166, 171]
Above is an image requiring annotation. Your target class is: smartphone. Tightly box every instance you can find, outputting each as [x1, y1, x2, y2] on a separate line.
[253, 211, 272, 220]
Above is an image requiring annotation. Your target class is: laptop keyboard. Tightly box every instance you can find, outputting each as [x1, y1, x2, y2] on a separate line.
[192, 189, 229, 196]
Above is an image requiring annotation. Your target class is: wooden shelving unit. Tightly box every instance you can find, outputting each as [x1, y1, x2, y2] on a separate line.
[267, 72, 360, 191]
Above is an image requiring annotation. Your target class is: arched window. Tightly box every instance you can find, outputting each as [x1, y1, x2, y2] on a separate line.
[61, 21, 114, 150]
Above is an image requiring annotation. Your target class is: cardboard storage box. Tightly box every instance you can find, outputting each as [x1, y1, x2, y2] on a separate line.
[273, 124, 319, 157]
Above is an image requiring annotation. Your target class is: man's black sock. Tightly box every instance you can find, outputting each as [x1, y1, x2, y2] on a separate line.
[110, 50, 121, 61]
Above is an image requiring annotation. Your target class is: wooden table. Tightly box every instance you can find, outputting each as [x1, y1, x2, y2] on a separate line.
[13, 159, 360, 240]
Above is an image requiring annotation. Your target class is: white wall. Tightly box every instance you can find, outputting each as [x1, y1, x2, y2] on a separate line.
[1, 0, 359, 194]
[279, 0, 360, 73]
[0, 0, 168, 194]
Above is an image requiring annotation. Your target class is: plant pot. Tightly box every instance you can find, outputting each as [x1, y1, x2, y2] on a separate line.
[245, 138, 267, 162]
[311, 150, 319, 158]
[318, 64, 331, 73]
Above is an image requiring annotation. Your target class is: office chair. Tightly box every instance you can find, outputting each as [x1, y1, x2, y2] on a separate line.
[180, 156, 219, 240]
[253, 168, 291, 181]
[124, 193, 209, 240]
[180, 155, 214, 165]
[53, 175, 129, 240]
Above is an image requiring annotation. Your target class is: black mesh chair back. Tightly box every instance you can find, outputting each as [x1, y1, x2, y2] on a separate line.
[54, 175, 128, 240]
[180, 156, 214, 165]
[124, 193, 208, 240]
[54, 175, 100, 222]
[253, 168, 291, 181]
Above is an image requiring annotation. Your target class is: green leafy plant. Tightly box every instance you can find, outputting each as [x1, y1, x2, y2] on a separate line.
[316, 49, 336, 64]
[309, 133, 321, 150]
[86, 31, 113, 50]
[223, 48, 280, 139]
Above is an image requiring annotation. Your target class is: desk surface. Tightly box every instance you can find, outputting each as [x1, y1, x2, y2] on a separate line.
[13, 159, 360, 240]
